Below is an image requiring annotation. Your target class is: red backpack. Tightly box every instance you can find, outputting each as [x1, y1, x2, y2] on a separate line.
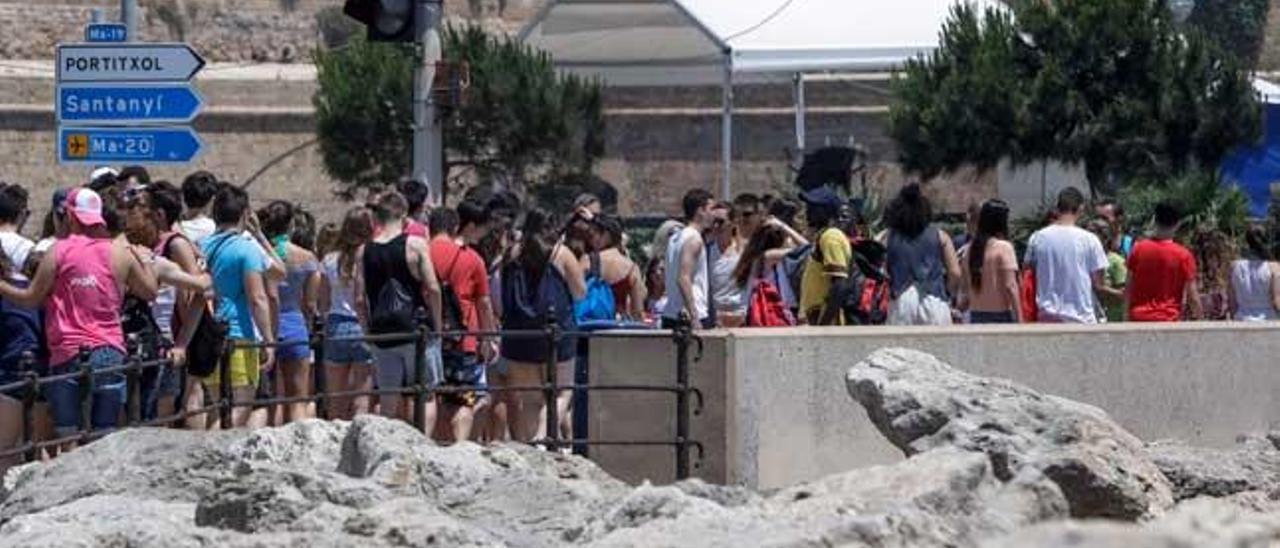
[747, 272, 795, 327]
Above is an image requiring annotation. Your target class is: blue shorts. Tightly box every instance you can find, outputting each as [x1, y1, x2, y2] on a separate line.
[324, 315, 373, 365]
[442, 349, 486, 407]
[42, 346, 126, 437]
[277, 311, 311, 362]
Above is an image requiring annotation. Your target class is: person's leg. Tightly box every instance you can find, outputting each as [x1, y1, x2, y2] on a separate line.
[325, 363, 352, 420]
[88, 348, 126, 433]
[372, 346, 409, 421]
[349, 364, 374, 417]
[182, 375, 208, 430]
[281, 357, 312, 423]
[155, 363, 179, 424]
[0, 393, 24, 473]
[506, 362, 544, 443]
[555, 359, 574, 442]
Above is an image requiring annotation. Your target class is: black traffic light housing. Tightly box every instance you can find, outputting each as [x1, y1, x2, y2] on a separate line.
[343, 0, 416, 43]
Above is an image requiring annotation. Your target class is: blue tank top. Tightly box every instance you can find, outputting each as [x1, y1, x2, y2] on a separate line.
[278, 259, 318, 315]
[887, 226, 947, 300]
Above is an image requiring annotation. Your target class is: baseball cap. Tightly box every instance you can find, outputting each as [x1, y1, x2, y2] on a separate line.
[800, 186, 843, 210]
[89, 166, 118, 186]
[65, 188, 106, 227]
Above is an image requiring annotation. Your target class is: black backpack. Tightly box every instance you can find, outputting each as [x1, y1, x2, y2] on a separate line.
[185, 234, 231, 377]
[369, 276, 419, 339]
[437, 247, 468, 350]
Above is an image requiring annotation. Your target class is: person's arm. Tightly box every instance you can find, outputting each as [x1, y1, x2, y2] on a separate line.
[244, 270, 276, 371]
[411, 237, 443, 332]
[124, 245, 159, 302]
[245, 214, 287, 282]
[628, 264, 647, 320]
[154, 256, 211, 292]
[353, 246, 369, 328]
[558, 246, 588, 300]
[1184, 278, 1203, 321]
[301, 255, 321, 328]
[767, 217, 808, 247]
[0, 250, 56, 308]
[677, 237, 703, 324]
[999, 245, 1022, 322]
[940, 229, 962, 298]
[317, 268, 332, 323]
[167, 237, 204, 356]
[1271, 263, 1280, 314]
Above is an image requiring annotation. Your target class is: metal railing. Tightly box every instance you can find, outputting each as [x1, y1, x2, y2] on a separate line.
[0, 312, 705, 479]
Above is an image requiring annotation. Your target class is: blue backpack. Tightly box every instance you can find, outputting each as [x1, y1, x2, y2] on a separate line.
[574, 253, 617, 323]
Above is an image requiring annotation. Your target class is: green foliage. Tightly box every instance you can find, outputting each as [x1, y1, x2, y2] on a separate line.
[441, 25, 605, 196]
[1117, 170, 1251, 239]
[889, 0, 1260, 196]
[1186, 0, 1270, 65]
[312, 25, 604, 200]
[314, 39, 416, 188]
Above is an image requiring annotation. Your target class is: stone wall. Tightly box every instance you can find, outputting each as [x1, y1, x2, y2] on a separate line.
[588, 322, 1280, 488]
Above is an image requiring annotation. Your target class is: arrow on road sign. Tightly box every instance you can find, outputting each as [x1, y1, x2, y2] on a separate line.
[57, 43, 206, 83]
[58, 83, 203, 125]
[58, 126, 203, 164]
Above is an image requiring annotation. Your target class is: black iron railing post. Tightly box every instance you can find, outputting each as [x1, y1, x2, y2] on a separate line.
[673, 313, 692, 480]
[217, 337, 233, 429]
[124, 335, 141, 426]
[19, 352, 36, 463]
[412, 313, 429, 432]
[311, 315, 329, 421]
[543, 308, 560, 450]
[77, 346, 93, 443]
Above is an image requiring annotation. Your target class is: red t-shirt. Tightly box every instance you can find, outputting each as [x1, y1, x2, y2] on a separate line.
[1127, 239, 1197, 322]
[429, 236, 489, 353]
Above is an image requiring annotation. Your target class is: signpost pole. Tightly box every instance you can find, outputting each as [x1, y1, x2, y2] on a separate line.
[413, 0, 444, 206]
[122, 0, 137, 42]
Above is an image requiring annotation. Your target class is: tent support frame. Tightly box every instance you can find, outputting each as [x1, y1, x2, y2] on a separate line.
[721, 59, 734, 200]
[793, 72, 806, 171]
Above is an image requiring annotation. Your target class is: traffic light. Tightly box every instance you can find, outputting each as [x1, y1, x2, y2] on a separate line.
[343, 0, 416, 43]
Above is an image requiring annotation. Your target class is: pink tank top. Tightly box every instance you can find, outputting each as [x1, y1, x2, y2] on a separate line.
[47, 235, 124, 365]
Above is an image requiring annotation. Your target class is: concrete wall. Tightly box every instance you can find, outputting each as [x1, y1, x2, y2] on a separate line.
[590, 322, 1280, 490]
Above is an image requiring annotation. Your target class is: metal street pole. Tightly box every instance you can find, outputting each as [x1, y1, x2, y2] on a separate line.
[121, 0, 137, 42]
[413, 0, 445, 206]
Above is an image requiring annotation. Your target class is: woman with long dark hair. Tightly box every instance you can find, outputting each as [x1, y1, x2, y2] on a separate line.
[1228, 224, 1280, 321]
[880, 183, 962, 325]
[318, 206, 376, 419]
[961, 200, 1021, 323]
[258, 200, 321, 423]
[499, 208, 586, 442]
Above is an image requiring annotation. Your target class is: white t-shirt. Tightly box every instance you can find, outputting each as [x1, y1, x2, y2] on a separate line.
[1026, 224, 1109, 323]
[179, 216, 216, 246]
[0, 231, 35, 280]
[663, 226, 709, 321]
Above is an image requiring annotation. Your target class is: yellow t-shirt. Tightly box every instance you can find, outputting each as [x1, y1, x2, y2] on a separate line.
[799, 228, 852, 324]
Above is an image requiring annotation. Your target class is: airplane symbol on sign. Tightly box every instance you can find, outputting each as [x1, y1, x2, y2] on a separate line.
[66, 134, 89, 158]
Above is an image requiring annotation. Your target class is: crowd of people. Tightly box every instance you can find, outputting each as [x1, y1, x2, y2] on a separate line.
[0, 165, 1278, 468]
[650, 184, 1280, 329]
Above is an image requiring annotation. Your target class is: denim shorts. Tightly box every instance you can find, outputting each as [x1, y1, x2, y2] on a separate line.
[277, 311, 311, 362]
[324, 315, 373, 365]
[42, 346, 126, 437]
[441, 349, 486, 407]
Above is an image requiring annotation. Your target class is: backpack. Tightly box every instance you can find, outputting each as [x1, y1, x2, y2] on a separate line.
[437, 246, 468, 351]
[369, 276, 419, 338]
[574, 253, 617, 323]
[780, 243, 814, 301]
[183, 234, 232, 377]
[746, 270, 794, 327]
[841, 239, 890, 325]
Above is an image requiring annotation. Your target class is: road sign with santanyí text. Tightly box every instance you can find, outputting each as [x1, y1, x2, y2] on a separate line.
[58, 83, 203, 125]
[57, 43, 206, 83]
[58, 126, 203, 164]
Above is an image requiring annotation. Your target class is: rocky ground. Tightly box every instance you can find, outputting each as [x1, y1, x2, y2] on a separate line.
[1, 348, 1279, 547]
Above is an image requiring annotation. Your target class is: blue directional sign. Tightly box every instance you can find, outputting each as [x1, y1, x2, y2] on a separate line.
[58, 84, 203, 125]
[85, 23, 127, 43]
[58, 127, 203, 164]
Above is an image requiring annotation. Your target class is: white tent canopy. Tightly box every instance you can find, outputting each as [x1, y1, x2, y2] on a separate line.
[521, 0, 1000, 196]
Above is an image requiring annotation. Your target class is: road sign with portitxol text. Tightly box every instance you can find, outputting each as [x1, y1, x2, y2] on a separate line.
[58, 126, 203, 164]
[57, 43, 205, 83]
